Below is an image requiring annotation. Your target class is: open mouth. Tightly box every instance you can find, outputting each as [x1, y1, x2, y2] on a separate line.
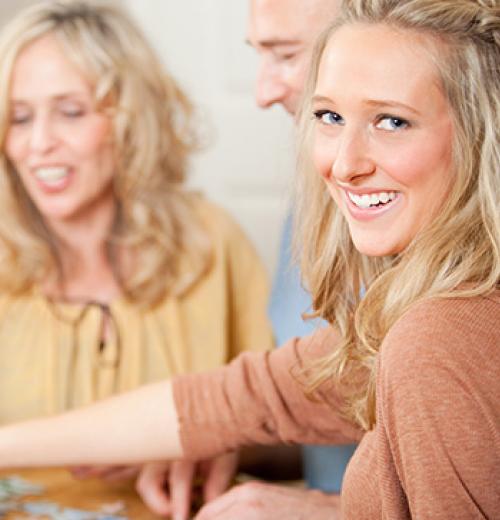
[34, 166, 70, 187]
[347, 190, 399, 210]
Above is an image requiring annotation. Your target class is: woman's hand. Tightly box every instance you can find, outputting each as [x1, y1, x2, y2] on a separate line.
[194, 481, 341, 520]
[136, 452, 239, 519]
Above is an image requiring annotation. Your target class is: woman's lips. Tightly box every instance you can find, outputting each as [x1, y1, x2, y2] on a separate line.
[343, 188, 402, 221]
[33, 166, 73, 193]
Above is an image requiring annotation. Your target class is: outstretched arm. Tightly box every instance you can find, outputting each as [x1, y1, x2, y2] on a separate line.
[0, 328, 361, 469]
[0, 380, 181, 467]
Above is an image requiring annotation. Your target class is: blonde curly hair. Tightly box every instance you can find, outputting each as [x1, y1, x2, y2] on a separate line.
[295, 0, 499, 429]
[0, 0, 211, 305]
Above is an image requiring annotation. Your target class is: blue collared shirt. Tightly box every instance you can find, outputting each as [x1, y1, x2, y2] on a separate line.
[269, 214, 357, 493]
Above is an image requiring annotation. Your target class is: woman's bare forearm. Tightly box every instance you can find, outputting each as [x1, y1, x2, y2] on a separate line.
[0, 381, 182, 468]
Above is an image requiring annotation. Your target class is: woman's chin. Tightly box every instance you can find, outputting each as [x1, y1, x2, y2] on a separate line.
[351, 236, 402, 258]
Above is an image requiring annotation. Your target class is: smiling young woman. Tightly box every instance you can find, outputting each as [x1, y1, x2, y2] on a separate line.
[0, 1, 497, 519]
[295, 0, 499, 434]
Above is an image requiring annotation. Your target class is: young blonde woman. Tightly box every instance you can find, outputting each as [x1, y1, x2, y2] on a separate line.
[0, 0, 498, 519]
[0, 0, 273, 517]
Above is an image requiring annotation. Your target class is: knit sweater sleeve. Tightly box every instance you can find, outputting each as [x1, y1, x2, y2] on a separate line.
[376, 295, 500, 519]
[173, 327, 363, 460]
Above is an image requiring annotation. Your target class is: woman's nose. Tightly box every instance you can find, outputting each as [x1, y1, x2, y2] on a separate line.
[29, 115, 58, 154]
[331, 128, 375, 183]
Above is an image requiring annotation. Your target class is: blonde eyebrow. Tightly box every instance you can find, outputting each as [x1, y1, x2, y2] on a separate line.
[311, 94, 334, 105]
[364, 99, 421, 116]
[311, 95, 421, 116]
[10, 92, 88, 103]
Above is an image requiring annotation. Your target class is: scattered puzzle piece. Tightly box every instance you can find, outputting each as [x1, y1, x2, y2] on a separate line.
[0, 474, 129, 519]
[20, 502, 128, 519]
[99, 501, 126, 516]
[23, 500, 60, 515]
[0, 475, 44, 500]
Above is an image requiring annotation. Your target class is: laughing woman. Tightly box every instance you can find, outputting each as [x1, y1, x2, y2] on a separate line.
[0, 0, 498, 519]
[0, 0, 273, 516]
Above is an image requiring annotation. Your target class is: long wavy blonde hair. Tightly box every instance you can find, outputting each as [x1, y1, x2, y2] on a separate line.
[0, 0, 211, 305]
[296, 0, 500, 430]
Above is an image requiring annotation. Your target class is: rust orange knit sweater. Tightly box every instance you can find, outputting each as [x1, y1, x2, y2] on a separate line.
[174, 291, 500, 519]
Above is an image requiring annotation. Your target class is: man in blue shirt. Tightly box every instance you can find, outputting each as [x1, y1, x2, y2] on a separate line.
[136, 2, 355, 518]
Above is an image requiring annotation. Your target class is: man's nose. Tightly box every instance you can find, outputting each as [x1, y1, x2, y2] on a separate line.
[255, 63, 288, 110]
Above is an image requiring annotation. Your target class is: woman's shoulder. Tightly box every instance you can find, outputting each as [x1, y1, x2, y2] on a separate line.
[393, 288, 498, 327]
[189, 194, 257, 251]
[190, 195, 237, 227]
[376, 292, 499, 519]
[0, 289, 46, 321]
[380, 290, 500, 381]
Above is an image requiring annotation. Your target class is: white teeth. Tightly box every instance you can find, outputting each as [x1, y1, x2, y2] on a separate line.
[348, 191, 397, 209]
[379, 192, 389, 204]
[359, 194, 371, 208]
[35, 167, 69, 183]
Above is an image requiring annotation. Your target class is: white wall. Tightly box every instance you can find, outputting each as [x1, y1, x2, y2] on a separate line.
[122, 0, 293, 274]
[0, 0, 37, 22]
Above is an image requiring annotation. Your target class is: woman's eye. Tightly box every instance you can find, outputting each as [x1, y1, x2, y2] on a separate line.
[10, 109, 31, 125]
[313, 110, 344, 126]
[61, 108, 85, 118]
[58, 103, 86, 118]
[10, 115, 30, 125]
[375, 116, 409, 131]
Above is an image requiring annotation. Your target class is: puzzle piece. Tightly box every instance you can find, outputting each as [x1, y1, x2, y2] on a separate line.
[20, 501, 128, 520]
[0, 475, 128, 520]
[0, 476, 44, 500]
[99, 502, 125, 516]
[22, 501, 60, 515]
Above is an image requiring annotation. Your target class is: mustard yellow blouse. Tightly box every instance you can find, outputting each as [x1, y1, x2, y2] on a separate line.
[0, 200, 273, 424]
